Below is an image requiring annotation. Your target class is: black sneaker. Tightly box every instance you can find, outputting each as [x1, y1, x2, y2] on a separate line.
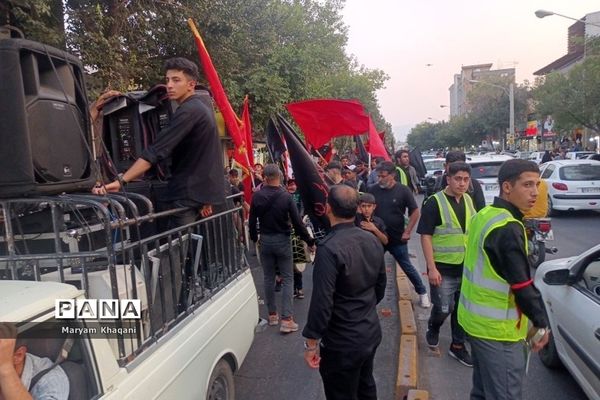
[426, 328, 439, 347]
[448, 345, 473, 367]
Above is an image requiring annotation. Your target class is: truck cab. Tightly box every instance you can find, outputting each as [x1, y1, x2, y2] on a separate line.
[0, 192, 258, 399]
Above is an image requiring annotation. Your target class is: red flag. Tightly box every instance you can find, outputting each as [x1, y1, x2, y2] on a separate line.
[286, 99, 368, 148]
[188, 19, 252, 171]
[368, 117, 391, 161]
[240, 96, 254, 202]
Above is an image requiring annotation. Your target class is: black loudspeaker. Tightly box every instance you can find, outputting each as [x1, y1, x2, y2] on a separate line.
[102, 85, 173, 179]
[0, 39, 96, 198]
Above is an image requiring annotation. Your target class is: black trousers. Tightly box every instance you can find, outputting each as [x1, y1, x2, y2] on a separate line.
[319, 344, 378, 400]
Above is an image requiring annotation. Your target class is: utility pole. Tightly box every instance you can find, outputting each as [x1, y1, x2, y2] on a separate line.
[509, 82, 514, 151]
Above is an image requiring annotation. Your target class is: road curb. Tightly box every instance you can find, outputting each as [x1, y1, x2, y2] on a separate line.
[395, 266, 429, 400]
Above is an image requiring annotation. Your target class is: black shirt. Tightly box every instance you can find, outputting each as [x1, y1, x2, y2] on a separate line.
[417, 192, 470, 277]
[355, 213, 387, 240]
[483, 197, 548, 328]
[434, 173, 486, 211]
[248, 185, 314, 245]
[141, 95, 225, 205]
[302, 223, 387, 351]
[368, 183, 418, 247]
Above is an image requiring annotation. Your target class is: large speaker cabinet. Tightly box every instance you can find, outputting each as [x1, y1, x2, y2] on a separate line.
[0, 39, 96, 198]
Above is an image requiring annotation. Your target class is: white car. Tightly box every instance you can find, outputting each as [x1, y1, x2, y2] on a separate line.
[565, 151, 596, 160]
[528, 151, 545, 164]
[535, 244, 600, 399]
[540, 160, 600, 215]
[423, 157, 445, 179]
[466, 154, 513, 205]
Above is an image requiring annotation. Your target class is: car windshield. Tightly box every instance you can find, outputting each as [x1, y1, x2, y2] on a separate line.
[470, 162, 503, 179]
[559, 164, 600, 181]
[575, 152, 594, 159]
[425, 160, 444, 170]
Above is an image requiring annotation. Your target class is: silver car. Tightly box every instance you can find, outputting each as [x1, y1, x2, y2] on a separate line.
[535, 245, 600, 399]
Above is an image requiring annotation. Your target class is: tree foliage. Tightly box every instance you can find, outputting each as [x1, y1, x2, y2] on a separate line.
[7, 0, 391, 139]
[533, 38, 600, 134]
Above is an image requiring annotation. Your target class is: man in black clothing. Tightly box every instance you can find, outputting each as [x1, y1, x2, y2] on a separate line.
[324, 161, 344, 186]
[249, 164, 315, 333]
[368, 161, 430, 308]
[417, 162, 476, 367]
[93, 58, 225, 225]
[303, 185, 386, 400]
[433, 151, 486, 210]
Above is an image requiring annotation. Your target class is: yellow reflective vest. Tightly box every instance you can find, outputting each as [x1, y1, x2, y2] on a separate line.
[458, 206, 529, 342]
[430, 192, 475, 265]
[395, 166, 408, 186]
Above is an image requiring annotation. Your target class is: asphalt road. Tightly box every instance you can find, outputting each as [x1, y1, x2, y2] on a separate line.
[417, 208, 600, 400]
[235, 249, 401, 400]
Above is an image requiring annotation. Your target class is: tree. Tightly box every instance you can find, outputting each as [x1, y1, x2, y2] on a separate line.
[533, 39, 600, 134]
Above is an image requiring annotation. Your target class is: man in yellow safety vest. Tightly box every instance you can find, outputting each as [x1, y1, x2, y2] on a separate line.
[458, 159, 550, 400]
[417, 161, 476, 367]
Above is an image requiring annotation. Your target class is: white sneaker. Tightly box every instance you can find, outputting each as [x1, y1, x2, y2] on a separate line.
[419, 294, 431, 308]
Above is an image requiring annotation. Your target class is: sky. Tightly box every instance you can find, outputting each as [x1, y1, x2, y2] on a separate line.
[341, 0, 597, 141]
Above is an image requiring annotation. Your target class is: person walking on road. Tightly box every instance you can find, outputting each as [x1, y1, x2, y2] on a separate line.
[457, 159, 550, 400]
[418, 162, 476, 367]
[433, 151, 486, 210]
[394, 149, 420, 194]
[249, 164, 315, 333]
[303, 185, 386, 400]
[368, 161, 430, 307]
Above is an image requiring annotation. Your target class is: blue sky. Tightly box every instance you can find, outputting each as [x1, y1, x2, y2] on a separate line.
[342, 0, 596, 141]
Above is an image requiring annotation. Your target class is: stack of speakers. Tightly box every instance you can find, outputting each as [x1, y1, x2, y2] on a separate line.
[0, 38, 96, 198]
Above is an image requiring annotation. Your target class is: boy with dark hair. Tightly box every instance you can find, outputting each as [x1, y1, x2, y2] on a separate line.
[355, 193, 388, 245]
[433, 151, 485, 210]
[418, 161, 475, 367]
[93, 57, 224, 224]
[458, 159, 549, 400]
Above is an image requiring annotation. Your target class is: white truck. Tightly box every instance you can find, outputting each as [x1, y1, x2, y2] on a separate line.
[0, 193, 258, 399]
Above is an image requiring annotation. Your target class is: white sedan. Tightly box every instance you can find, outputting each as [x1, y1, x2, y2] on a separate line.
[540, 160, 600, 215]
[466, 154, 514, 205]
[535, 245, 600, 399]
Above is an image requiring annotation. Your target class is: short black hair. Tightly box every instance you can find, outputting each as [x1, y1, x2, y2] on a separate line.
[445, 150, 466, 163]
[228, 169, 239, 177]
[498, 159, 539, 187]
[164, 57, 199, 80]
[447, 161, 471, 176]
[328, 185, 359, 219]
[325, 161, 342, 171]
[376, 161, 396, 174]
[359, 193, 376, 205]
[394, 149, 409, 159]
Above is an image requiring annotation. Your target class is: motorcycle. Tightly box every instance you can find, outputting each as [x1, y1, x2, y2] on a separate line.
[524, 218, 558, 268]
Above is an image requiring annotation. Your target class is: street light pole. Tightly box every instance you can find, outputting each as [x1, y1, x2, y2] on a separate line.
[535, 9, 600, 28]
[469, 79, 514, 151]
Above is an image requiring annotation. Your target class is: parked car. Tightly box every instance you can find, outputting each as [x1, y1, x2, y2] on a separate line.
[421, 157, 446, 197]
[466, 154, 514, 204]
[585, 153, 600, 161]
[540, 160, 600, 215]
[534, 244, 600, 399]
[528, 151, 545, 164]
[565, 151, 596, 160]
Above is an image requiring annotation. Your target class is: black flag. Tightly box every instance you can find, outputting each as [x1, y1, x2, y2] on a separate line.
[276, 114, 330, 238]
[354, 135, 369, 164]
[265, 117, 287, 163]
[409, 147, 427, 179]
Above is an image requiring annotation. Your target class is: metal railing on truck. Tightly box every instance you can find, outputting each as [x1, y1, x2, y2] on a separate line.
[0, 192, 248, 366]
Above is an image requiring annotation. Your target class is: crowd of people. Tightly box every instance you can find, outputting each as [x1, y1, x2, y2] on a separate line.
[246, 145, 549, 400]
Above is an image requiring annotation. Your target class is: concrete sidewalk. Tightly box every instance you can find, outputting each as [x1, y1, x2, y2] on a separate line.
[234, 248, 400, 400]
